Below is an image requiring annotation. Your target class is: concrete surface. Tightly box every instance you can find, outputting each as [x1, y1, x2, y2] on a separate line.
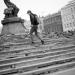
[52, 68, 75, 75]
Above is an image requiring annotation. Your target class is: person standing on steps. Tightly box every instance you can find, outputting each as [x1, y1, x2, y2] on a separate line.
[27, 10, 44, 44]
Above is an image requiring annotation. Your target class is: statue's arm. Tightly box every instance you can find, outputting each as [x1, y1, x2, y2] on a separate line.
[4, 0, 17, 8]
[4, 0, 10, 7]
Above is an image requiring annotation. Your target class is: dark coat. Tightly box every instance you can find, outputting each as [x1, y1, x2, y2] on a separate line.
[30, 13, 39, 25]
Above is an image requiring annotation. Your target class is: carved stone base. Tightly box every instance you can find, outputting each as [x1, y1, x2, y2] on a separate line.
[1, 17, 26, 35]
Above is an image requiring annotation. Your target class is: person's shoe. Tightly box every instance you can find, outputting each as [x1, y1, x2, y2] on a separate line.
[41, 40, 44, 45]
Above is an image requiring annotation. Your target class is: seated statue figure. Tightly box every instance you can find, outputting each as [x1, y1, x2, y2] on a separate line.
[4, 0, 19, 18]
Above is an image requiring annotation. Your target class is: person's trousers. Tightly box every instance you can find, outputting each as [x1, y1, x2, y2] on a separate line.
[30, 25, 42, 42]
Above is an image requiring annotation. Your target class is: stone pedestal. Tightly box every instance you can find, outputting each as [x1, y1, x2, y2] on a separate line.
[1, 17, 26, 35]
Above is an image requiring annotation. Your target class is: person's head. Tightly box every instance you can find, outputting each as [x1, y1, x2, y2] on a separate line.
[27, 10, 32, 15]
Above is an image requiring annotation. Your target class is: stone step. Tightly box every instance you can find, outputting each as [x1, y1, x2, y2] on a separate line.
[48, 68, 75, 75]
[0, 40, 52, 52]
[0, 45, 75, 61]
[0, 43, 57, 54]
[12, 62, 75, 75]
[0, 49, 75, 59]
[1, 39, 51, 46]
[0, 44, 75, 56]
[13, 68, 75, 75]
[0, 52, 75, 71]
[0, 37, 69, 49]
[0, 44, 74, 62]
[0, 42, 53, 53]
[0, 57, 75, 75]
[0, 39, 73, 54]
[0, 38, 73, 52]
[1, 49, 74, 61]
[0, 37, 73, 75]
[1, 37, 63, 44]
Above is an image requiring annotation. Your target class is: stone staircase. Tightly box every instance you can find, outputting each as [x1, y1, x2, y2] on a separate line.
[0, 35, 75, 75]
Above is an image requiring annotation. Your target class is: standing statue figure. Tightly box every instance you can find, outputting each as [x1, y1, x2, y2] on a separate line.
[4, 0, 19, 18]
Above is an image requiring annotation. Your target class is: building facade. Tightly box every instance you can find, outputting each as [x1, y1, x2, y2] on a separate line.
[43, 11, 63, 34]
[61, 0, 75, 32]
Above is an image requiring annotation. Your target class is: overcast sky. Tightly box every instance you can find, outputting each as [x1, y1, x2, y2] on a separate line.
[0, 0, 71, 29]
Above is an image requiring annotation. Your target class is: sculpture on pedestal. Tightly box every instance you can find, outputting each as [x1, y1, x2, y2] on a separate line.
[1, 0, 26, 35]
[4, 0, 19, 18]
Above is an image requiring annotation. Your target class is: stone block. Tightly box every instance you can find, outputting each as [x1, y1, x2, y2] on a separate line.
[1, 17, 26, 35]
